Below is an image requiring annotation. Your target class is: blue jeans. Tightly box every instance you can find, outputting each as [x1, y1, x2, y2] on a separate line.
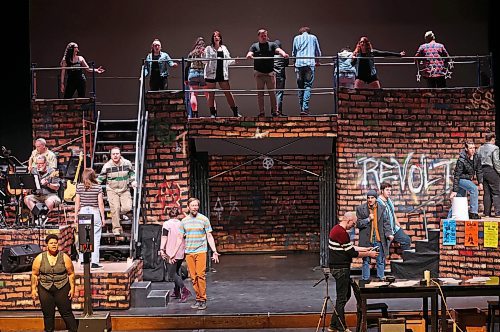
[362, 241, 385, 280]
[296, 66, 314, 111]
[447, 178, 479, 217]
[392, 228, 411, 251]
[330, 267, 351, 331]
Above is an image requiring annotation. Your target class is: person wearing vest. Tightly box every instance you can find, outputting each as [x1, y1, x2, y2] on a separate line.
[31, 234, 77, 332]
[356, 189, 393, 280]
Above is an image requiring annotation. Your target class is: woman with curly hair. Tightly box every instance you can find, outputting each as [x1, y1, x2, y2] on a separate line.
[60, 42, 105, 98]
[185, 37, 210, 118]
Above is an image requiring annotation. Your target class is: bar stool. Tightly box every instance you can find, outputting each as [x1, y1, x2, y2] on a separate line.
[487, 300, 499, 332]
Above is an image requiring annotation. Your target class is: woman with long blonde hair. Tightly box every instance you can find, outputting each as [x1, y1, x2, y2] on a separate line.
[74, 168, 105, 268]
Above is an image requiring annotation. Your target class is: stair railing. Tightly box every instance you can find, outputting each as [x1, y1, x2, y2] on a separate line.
[131, 64, 147, 258]
[406, 189, 451, 240]
[90, 110, 101, 169]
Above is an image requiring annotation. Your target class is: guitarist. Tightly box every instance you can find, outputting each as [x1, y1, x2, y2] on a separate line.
[24, 155, 61, 213]
[28, 138, 57, 172]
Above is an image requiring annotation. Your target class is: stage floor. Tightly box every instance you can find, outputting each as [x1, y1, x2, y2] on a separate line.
[1, 253, 497, 331]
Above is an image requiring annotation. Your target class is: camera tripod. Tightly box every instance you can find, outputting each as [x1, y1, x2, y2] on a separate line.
[313, 268, 347, 332]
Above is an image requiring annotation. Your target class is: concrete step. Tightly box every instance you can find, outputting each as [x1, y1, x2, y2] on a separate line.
[143, 289, 170, 307]
[130, 281, 151, 308]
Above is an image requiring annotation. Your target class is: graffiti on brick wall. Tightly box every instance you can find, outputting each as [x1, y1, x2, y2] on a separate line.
[212, 195, 241, 221]
[273, 198, 297, 221]
[155, 180, 182, 213]
[356, 152, 454, 194]
[466, 89, 494, 110]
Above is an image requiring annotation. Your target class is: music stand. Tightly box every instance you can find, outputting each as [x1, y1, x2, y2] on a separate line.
[6, 173, 40, 228]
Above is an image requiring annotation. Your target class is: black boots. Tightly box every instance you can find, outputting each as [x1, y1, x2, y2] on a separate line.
[210, 107, 217, 118]
[231, 106, 242, 117]
[469, 212, 481, 220]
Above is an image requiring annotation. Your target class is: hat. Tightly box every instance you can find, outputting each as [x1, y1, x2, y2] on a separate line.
[366, 189, 378, 198]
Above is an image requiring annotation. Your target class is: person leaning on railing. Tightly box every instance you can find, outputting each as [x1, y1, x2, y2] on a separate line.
[60, 41, 105, 98]
[351, 36, 405, 89]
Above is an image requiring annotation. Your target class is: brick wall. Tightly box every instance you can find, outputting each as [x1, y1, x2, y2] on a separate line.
[336, 88, 496, 241]
[0, 225, 73, 255]
[208, 155, 324, 252]
[31, 98, 95, 164]
[0, 260, 143, 310]
[143, 92, 190, 222]
[439, 219, 499, 277]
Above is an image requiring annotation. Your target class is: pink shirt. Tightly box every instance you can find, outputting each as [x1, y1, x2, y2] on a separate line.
[161, 218, 185, 260]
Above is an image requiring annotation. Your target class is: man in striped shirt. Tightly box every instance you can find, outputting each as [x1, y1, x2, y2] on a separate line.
[173, 197, 220, 310]
[328, 211, 378, 332]
[292, 27, 321, 115]
[97, 147, 136, 235]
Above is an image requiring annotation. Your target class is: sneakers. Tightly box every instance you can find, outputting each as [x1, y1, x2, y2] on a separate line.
[258, 111, 265, 117]
[170, 288, 180, 299]
[121, 215, 130, 221]
[190, 300, 207, 310]
[179, 287, 191, 302]
[113, 229, 122, 236]
[300, 110, 310, 116]
[469, 212, 481, 220]
[328, 328, 352, 332]
[91, 263, 103, 269]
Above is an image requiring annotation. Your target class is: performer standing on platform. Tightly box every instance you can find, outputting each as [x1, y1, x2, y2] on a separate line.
[75, 168, 105, 268]
[356, 189, 392, 281]
[204, 30, 240, 118]
[328, 211, 378, 332]
[31, 234, 78, 332]
[97, 147, 136, 235]
[415, 31, 450, 88]
[273, 39, 289, 116]
[172, 197, 220, 310]
[185, 37, 209, 118]
[24, 155, 61, 213]
[247, 29, 289, 117]
[144, 38, 178, 91]
[449, 140, 483, 219]
[477, 133, 500, 217]
[160, 206, 191, 302]
[351, 36, 405, 89]
[377, 182, 412, 250]
[60, 41, 105, 98]
[28, 138, 57, 172]
[292, 26, 322, 116]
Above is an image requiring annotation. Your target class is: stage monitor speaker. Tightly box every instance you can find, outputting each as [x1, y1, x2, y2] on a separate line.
[379, 318, 406, 332]
[32, 203, 49, 217]
[1, 244, 42, 273]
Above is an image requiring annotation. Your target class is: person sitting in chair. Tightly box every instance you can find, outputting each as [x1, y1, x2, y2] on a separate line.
[24, 155, 61, 219]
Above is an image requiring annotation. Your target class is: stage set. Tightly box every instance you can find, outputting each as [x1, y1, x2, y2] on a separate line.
[1, 87, 500, 331]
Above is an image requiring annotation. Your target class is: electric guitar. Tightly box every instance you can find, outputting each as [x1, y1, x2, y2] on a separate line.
[64, 152, 83, 202]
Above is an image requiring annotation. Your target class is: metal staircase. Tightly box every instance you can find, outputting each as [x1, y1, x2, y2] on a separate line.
[90, 65, 148, 261]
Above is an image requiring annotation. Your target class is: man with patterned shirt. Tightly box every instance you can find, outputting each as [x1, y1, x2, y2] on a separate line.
[97, 147, 136, 235]
[172, 197, 220, 310]
[415, 30, 450, 88]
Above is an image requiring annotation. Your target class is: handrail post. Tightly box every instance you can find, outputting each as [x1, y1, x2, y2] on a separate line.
[489, 52, 494, 87]
[476, 55, 481, 87]
[182, 56, 191, 118]
[90, 61, 96, 98]
[31, 63, 37, 99]
[334, 54, 339, 115]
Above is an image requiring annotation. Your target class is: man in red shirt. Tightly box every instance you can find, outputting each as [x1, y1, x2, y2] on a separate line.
[328, 211, 378, 332]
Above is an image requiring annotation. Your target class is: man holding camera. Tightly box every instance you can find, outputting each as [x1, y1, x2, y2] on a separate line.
[328, 211, 378, 332]
[356, 189, 393, 281]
